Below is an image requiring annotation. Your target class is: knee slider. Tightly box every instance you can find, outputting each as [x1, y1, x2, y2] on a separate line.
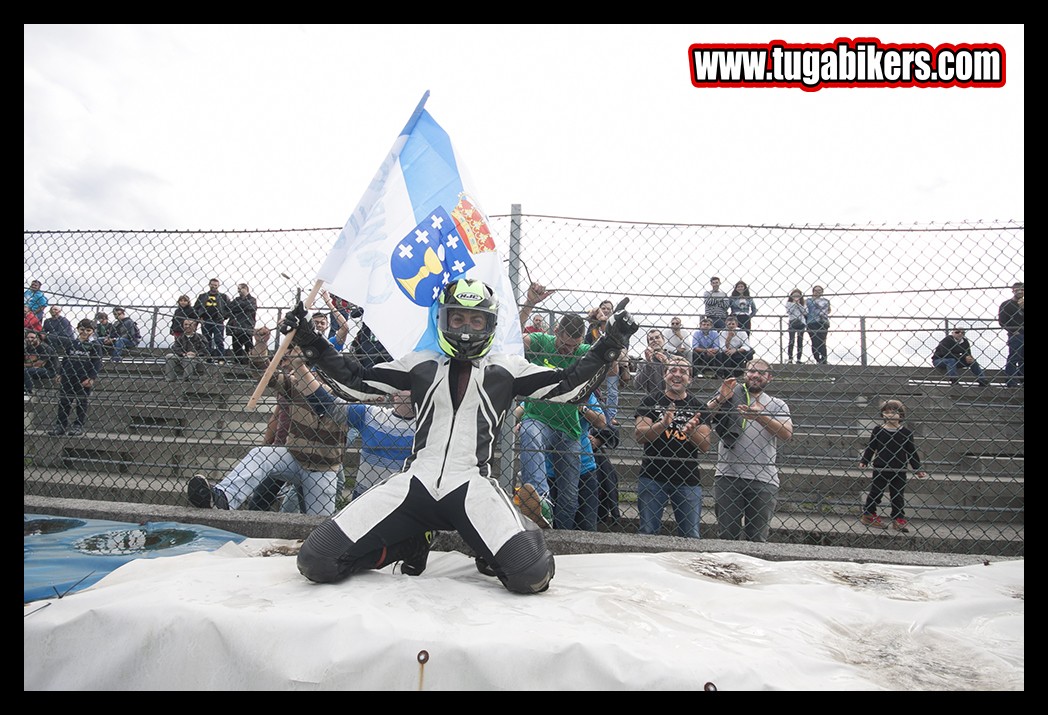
[297, 519, 355, 583]
[494, 522, 556, 595]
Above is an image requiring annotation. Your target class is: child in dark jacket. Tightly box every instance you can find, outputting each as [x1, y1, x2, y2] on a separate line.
[49, 319, 103, 436]
[858, 399, 927, 533]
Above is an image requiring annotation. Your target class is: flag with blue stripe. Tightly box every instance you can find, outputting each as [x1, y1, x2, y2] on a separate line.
[315, 91, 522, 359]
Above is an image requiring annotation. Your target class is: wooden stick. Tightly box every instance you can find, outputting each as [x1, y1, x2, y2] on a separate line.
[246, 279, 324, 410]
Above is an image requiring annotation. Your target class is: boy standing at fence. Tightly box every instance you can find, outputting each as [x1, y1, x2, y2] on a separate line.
[858, 399, 927, 533]
[48, 319, 103, 436]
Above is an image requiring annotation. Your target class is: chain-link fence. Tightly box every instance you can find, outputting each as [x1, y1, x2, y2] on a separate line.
[24, 215, 1024, 556]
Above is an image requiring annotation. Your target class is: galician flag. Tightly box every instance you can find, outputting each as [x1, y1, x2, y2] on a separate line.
[315, 91, 522, 360]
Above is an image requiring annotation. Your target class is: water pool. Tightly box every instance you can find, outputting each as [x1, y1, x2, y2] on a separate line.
[24, 514, 245, 603]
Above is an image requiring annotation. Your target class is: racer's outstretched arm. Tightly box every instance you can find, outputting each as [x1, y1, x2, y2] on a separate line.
[279, 301, 408, 400]
[513, 298, 639, 404]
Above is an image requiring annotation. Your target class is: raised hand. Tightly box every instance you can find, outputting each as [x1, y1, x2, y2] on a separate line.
[279, 301, 310, 336]
[278, 301, 327, 357]
[682, 411, 704, 437]
[526, 282, 556, 305]
[718, 377, 737, 401]
[604, 298, 638, 350]
[661, 404, 676, 430]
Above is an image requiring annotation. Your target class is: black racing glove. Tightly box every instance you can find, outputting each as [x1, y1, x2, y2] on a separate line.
[602, 297, 639, 353]
[278, 301, 327, 358]
[278, 300, 309, 336]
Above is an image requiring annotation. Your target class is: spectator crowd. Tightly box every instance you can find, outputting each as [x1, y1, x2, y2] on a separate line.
[25, 275, 1023, 542]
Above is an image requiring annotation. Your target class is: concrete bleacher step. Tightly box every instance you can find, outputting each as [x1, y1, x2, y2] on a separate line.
[606, 508, 1023, 557]
[22, 464, 359, 510]
[24, 428, 381, 485]
[24, 466, 188, 506]
[25, 429, 271, 476]
[510, 437, 1024, 522]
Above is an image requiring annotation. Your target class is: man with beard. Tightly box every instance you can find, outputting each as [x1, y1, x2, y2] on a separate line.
[24, 330, 58, 395]
[706, 357, 793, 542]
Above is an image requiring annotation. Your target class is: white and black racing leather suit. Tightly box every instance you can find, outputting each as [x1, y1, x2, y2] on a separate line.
[296, 337, 616, 594]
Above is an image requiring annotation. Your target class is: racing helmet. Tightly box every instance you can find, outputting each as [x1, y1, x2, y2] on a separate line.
[437, 279, 499, 360]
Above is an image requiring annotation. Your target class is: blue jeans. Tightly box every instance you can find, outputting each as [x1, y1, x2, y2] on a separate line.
[808, 321, 829, 363]
[714, 475, 778, 542]
[110, 337, 137, 361]
[933, 356, 985, 380]
[279, 467, 346, 514]
[637, 476, 703, 539]
[24, 367, 54, 394]
[602, 373, 620, 424]
[201, 321, 226, 358]
[1004, 332, 1024, 386]
[216, 446, 339, 515]
[519, 418, 581, 529]
[716, 350, 751, 378]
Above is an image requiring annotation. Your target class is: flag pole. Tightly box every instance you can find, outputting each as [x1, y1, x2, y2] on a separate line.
[246, 279, 325, 410]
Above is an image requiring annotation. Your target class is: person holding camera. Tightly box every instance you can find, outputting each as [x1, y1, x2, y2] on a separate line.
[707, 359, 793, 542]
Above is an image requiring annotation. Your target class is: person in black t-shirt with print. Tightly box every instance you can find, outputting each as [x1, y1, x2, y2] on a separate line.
[634, 354, 712, 538]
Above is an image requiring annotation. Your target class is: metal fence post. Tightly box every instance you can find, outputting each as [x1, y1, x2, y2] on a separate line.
[778, 316, 784, 365]
[859, 316, 867, 366]
[509, 203, 522, 303]
[499, 203, 524, 494]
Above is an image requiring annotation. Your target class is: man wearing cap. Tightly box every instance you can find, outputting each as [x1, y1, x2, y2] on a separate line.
[703, 277, 730, 329]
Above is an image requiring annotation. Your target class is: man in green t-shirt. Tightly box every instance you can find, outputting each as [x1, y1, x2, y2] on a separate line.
[518, 282, 590, 529]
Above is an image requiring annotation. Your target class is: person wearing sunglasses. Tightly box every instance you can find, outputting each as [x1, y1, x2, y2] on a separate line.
[932, 328, 990, 387]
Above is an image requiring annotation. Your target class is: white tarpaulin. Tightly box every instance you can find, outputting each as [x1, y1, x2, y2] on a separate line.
[24, 541, 1023, 691]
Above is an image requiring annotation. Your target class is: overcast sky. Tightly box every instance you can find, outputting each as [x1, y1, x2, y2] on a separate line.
[24, 24, 1024, 232]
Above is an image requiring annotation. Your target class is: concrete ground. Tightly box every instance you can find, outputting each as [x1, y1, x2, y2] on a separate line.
[25, 495, 1014, 569]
